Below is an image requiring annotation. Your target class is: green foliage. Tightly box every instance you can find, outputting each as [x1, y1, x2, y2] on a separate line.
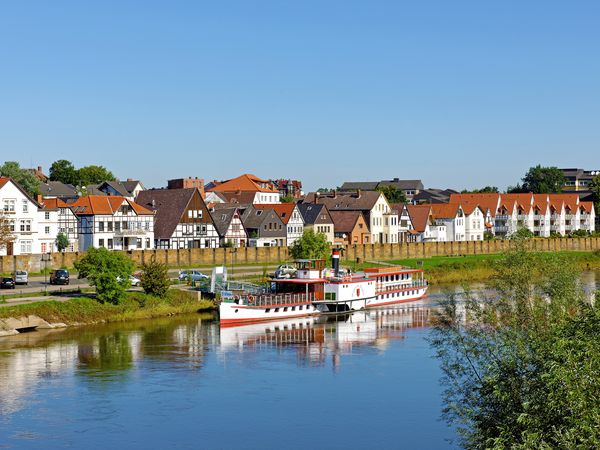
[0, 213, 14, 250]
[0, 161, 41, 197]
[520, 165, 566, 193]
[139, 258, 170, 298]
[77, 165, 116, 186]
[222, 240, 234, 248]
[590, 174, 600, 213]
[510, 227, 534, 240]
[462, 186, 499, 194]
[289, 229, 330, 260]
[56, 232, 70, 252]
[569, 229, 590, 238]
[430, 240, 600, 449]
[483, 230, 494, 241]
[376, 185, 407, 204]
[49, 159, 77, 185]
[280, 195, 295, 203]
[74, 247, 134, 304]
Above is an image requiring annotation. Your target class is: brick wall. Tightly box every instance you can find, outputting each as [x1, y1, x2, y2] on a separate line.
[1, 237, 599, 273]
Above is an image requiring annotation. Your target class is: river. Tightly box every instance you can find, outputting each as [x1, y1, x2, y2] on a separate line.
[0, 272, 598, 450]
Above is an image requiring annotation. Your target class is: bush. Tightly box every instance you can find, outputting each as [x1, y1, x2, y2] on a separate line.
[140, 258, 170, 298]
[74, 247, 134, 304]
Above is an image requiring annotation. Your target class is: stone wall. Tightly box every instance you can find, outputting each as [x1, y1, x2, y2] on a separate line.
[1, 237, 599, 273]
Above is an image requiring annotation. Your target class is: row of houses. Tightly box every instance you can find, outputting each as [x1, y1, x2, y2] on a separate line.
[1, 170, 597, 256]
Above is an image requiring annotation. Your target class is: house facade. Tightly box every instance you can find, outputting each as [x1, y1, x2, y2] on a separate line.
[329, 211, 371, 246]
[70, 196, 155, 251]
[0, 177, 42, 255]
[254, 203, 304, 246]
[136, 188, 219, 249]
[210, 206, 247, 247]
[406, 205, 446, 242]
[241, 206, 287, 247]
[430, 204, 466, 241]
[40, 198, 79, 253]
[298, 203, 335, 244]
[206, 174, 280, 205]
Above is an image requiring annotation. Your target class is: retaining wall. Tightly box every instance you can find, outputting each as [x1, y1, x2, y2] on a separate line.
[1, 238, 599, 273]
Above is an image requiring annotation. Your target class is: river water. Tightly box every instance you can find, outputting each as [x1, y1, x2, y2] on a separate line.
[0, 272, 598, 450]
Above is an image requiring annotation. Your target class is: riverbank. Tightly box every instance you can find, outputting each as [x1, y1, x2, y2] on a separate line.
[0, 290, 216, 336]
[344, 250, 600, 284]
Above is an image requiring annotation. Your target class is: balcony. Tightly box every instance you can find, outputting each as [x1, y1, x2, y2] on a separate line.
[495, 225, 508, 232]
[114, 229, 148, 237]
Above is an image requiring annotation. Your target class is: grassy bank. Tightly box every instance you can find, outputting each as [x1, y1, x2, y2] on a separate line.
[0, 290, 215, 326]
[343, 250, 600, 285]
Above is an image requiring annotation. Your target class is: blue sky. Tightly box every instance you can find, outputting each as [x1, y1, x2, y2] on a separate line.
[1, 1, 598, 191]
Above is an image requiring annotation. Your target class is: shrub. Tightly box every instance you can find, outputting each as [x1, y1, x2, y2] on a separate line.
[140, 258, 170, 298]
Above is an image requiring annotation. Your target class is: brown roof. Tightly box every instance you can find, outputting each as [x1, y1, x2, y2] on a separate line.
[41, 198, 69, 210]
[135, 188, 208, 239]
[406, 205, 432, 233]
[207, 174, 278, 193]
[217, 191, 258, 204]
[329, 211, 365, 233]
[304, 191, 382, 212]
[449, 193, 501, 216]
[253, 203, 298, 224]
[70, 195, 153, 216]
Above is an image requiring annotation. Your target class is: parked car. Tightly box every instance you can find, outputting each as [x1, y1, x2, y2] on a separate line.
[274, 264, 297, 279]
[13, 270, 28, 285]
[0, 277, 16, 289]
[178, 270, 209, 282]
[117, 275, 141, 287]
[49, 269, 70, 285]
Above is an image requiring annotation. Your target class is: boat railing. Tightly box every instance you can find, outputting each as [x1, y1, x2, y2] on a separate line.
[231, 292, 315, 307]
[376, 281, 427, 294]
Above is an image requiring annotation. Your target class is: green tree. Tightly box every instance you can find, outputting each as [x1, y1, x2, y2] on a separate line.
[590, 173, 600, 213]
[56, 232, 70, 252]
[376, 185, 408, 204]
[430, 241, 600, 449]
[139, 258, 170, 298]
[289, 230, 330, 260]
[0, 161, 41, 197]
[74, 247, 134, 304]
[520, 165, 566, 193]
[49, 160, 77, 185]
[483, 230, 494, 241]
[76, 165, 116, 186]
[0, 213, 14, 252]
[510, 227, 534, 240]
[461, 186, 499, 194]
[280, 195, 295, 203]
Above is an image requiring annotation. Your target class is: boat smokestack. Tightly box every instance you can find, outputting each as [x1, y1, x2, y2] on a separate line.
[332, 248, 341, 276]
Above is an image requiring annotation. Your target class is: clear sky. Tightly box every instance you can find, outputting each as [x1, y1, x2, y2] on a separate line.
[1, 1, 599, 192]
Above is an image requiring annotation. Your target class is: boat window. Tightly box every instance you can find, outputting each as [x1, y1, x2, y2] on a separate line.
[299, 305, 303, 310]
[265, 308, 270, 313]
[274, 308, 279, 313]
[234, 309, 238, 313]
[291, 306, 296, 311]
[283, 307, 288, 312]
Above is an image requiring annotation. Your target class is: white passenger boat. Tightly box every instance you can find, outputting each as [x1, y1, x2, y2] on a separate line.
[218, 251, 428, 325]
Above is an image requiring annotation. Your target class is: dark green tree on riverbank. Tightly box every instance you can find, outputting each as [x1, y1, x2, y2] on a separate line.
[290, 230, 329, 260]
[431, 239, 600, 448]
[74, 247, 134, 304]
[507, 165, 565, 194]
[140, 258, 170, 298]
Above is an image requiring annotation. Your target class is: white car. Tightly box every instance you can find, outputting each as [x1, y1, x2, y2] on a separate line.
[178, 270, 209, 282]
[274, 264, 297, 279]
[14, 270, 28, 285]
[117, 275, 141, 287]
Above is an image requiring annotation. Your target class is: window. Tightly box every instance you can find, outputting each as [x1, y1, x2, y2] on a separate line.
[108, 221, 113, 231]
[22, 199, 28, 213]
[98, 239, 105, 247]
[108, 238, 113, 249]
[20, 240, 32, 253]
[45, 226, 50, 235]
[20, 220, 31, 232]
[3, 199, 15, 212]
[41, 242, 47, 253]
[44, 211, 50, 220]
[99, 221, 104, 232]
[188, 210, 193, 218]
[146, 238, 151, 248]
[136, 238, 142, 249]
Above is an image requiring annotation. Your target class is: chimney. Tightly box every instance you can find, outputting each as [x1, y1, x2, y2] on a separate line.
[36, 194, 43, 204]
[127, 178, 133, 182]
[151, 199, 156, 208]
[332, 248, 341, 276]
[356, 189, 361, 198]
[332, 190, 337, 198]
[37, 166, 42, 173]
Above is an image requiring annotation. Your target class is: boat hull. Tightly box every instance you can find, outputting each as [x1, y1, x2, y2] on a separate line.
[314, 286, 428, 313]
[219, 301, 320, 326]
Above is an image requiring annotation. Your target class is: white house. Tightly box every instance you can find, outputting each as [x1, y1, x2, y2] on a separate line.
[430, 204, 466, 241]
[0, 177, 41, 255]
[40, 198, 79, 252]
[70, 195, 155, 251]
[406, 205, 446, 242]
[210, 206, 248, 247]
[462, 205, 485, 241]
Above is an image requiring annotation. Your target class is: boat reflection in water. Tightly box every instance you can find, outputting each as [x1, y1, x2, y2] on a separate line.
[218, 301, 432, 369]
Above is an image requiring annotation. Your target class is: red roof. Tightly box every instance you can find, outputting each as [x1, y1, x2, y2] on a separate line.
[406, 205, 432, 233]
[41, 198, 69, 209]
[430, 203, 462, 219]
[70, 195, 154, 216]
[207, 174, 278, 194]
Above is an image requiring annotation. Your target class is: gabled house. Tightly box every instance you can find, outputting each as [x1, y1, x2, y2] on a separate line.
[210, 206, 247, 247]
[297, 203, 335, 244]
[254, 203, 304, 246]
[390, 203, 414, 242]
[304, 190, 399, 244]
[136, 188, 219, 249]
[206, 174, 280, 204]
[120, 179, 146, 199]
[39, 181, 78, 201]
[430, 204, 466, 241]
[406, 205, 446, 242]
[40, 198, 79, 252]
[0, 177, 43, 255]
[329, 211, 370, 246]
[70, 195, 155, 251]
[241, 206, 287, 247]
